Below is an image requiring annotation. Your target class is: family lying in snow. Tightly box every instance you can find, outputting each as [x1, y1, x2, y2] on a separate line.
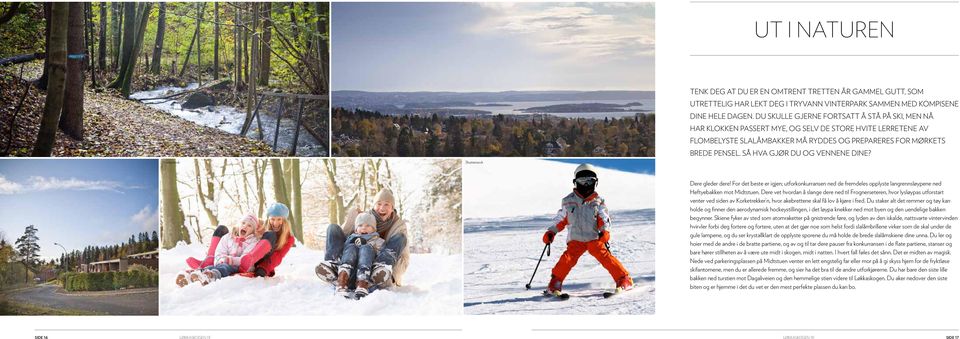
[176, 188, 409, 298]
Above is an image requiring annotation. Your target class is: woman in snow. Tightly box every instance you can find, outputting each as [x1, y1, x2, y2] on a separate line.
[334, 212, 386, 298]
[176, 214, 260, 286]
[316, 188, 410, 289]
[181, 202, 295, 284]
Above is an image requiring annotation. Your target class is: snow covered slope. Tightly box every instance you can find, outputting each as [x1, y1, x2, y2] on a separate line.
[463, 209, 655, 315]
[160, 244, 463, 315]
[463, 158, 655, 219]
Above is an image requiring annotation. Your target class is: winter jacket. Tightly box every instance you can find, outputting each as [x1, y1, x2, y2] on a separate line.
[214, 232, 259, 270]
[255, 234, 295, 277]
[547, 190, 611, 243]
[345, 233, 386, 251]
[342, 208, 411, 286]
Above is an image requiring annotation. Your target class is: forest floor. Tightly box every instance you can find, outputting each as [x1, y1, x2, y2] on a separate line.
[0, 63, 277, 157]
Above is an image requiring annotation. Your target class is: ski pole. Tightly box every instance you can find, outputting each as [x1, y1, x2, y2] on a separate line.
[525, 243, 550, 290]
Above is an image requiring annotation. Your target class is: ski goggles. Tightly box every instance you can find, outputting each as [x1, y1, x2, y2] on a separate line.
[574, 177, 598, 185]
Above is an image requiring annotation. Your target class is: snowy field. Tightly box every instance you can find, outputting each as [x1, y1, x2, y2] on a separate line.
[131, 84, 326, 156]
[462, 158, 655, 315]
[160, 243, 463, 316]
[463, 209, 655, 315]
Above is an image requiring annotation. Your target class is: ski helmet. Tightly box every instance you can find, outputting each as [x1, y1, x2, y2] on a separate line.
[574, 163, 598, 178]
[573, 163, 598, 196]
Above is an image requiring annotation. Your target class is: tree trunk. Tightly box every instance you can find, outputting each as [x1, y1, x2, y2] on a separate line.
[110, 2, 120, 70]
[196, 3, 202, 86]
[116, 3, 153, 98]
[33, 3, 68, 157]
[86, 2, 97, 88]
[149, 2, 165, 74]
[290, 159, 303, 237]
[161, 159, 188, 249]
[178, 2, 205, 78]
[109, 2, 136, 88]
[193, 159, 219, 228]
[233, 4, 241, 91]
[60, 2, 85, 140]
[258, 2, 271, 87]
[323, 159, 346, 225]
[270, 159, 300, 242]
[255, 159, 267, 219]
[213, 2, 219, 80]
[97, 2, 106, 71]
[38, 3, 52, 90]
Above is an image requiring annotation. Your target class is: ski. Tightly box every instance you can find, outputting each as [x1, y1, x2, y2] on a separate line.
[602, 286, 636, 298]
[542, 290, 570, 300]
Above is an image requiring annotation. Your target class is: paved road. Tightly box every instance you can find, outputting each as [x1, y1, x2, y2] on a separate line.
[6, 285, 158, 315]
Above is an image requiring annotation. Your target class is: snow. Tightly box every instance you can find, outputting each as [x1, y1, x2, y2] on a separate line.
[160, 243, 463, 315]
[463, 209, 656, 315]
[462, 158, 655, 314]
[131, 84, 327, 156]
[462, 158, 655, 219]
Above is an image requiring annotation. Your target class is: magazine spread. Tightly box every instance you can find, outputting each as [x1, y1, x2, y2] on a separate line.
[0, 1, 955, 339]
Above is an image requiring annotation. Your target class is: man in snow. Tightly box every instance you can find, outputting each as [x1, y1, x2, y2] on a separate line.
[316, 188, 411, 289]
[542, 163, 633, 295]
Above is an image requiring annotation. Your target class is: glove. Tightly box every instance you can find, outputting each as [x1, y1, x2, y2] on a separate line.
[542, 230, 555, 244]
[353, 237, 367, 246]
[598, 230, 610, 243]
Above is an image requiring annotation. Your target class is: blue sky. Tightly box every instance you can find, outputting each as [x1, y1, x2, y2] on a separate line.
[332, 2, 655, 92]
[0, 159, 158, 260]
[547, 159, 655, 175]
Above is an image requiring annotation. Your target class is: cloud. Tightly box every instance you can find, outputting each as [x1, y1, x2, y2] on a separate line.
[470, 3, 655, 61]
[131, 205, 159, 232]
[27, 176, 135, 193]
[0, 175, 136, 195]
[0, 175, 23, 194]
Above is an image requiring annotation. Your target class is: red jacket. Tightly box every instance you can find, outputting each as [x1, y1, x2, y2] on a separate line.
[255, 234, 294, 277]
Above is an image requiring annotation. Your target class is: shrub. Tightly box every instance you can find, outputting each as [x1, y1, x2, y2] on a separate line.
[59, 270, 157, 291]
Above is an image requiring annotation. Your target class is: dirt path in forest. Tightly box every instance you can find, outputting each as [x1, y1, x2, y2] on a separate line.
[1, 69, 278, 157]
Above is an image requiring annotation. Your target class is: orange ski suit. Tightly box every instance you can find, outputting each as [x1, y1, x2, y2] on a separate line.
[547, 191, 630, 290]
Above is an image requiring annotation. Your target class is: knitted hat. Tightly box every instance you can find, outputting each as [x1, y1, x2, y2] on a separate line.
[355, 212, 377, 228]
[374, 188, 395, 206]
[240, 214, 259, 229]
[267, 203, 290, 218]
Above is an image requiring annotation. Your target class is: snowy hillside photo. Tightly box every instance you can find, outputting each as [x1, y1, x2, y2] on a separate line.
[159, 158, 462, 315]
[463, 159, 655, 315]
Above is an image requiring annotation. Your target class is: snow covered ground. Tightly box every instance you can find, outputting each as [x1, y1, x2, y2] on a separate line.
[160, 243, 463, 316]
[463, 209, 655, 315]
[131, 84, 326, 156]
[462, 158, 655, 315]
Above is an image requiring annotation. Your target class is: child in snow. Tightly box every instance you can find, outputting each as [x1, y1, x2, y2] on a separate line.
[176, 214, 260, 287]
[541, 163, 633, 295]
[336, 212, 386, 297]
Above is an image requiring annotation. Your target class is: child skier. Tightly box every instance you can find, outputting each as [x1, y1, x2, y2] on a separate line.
[541, 163, 633, 296]
[336, 212, 386, 298]
[176, 214, 260, 287]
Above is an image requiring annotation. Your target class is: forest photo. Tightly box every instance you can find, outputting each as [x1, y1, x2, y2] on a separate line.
[159, 158, 462, 315]
[331, 2, 655, 157]
[0, 2, 329, 157]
